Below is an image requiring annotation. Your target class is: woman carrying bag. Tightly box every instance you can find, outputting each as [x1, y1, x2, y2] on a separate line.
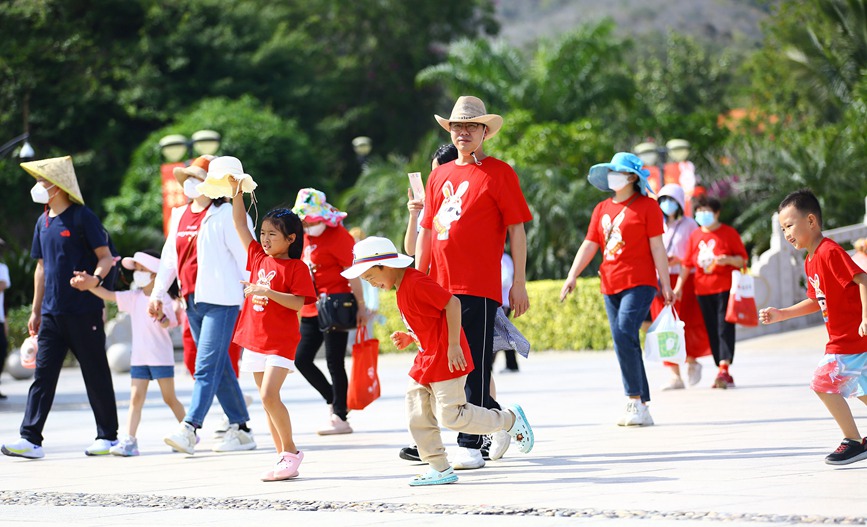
[291, 188, 368, 435]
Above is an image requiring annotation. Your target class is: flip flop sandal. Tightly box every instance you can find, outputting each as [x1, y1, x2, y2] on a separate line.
[508, 404, 534, 454]
[409, 466, 458, 486]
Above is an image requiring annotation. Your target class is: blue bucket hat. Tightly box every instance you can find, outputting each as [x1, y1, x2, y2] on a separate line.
[587, 152, 652, 195]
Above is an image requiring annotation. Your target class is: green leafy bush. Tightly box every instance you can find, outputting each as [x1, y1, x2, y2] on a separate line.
[372, 277, 612, 352]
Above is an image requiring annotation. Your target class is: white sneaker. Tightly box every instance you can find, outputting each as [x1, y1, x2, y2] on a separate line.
[1, 438, 44, 459]
[317, 414, 353, 436]
[164, 422, 197, 454]
[687, 361, 703, 386]
[661, 376, 685, 391]
[85, 438, 119, 456]
[452, 447, 485, 470]
[213, 424, 257, 452]
[619, 400, 654, 427]
[213, 415, 231, 439]
[488, 430, 511, 460]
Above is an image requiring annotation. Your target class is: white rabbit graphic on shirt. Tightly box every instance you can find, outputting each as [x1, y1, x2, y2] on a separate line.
[433, 180, 469, 240]
[252, 269, 277, 312]
[808, 274, 828, 322]
[601, 212, 626, 260]
[697, 239, 717, 274]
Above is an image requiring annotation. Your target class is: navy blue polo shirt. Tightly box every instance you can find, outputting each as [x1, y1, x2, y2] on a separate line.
[31, 204, 107, 315]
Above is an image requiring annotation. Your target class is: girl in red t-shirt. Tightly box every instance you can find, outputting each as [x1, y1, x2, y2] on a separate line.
[676, 195, 748, 389]
[230, 180, 316, 481]
[560, 152, 674, 428]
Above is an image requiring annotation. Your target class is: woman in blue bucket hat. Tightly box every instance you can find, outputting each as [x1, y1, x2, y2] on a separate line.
[560, 152, 674, 427]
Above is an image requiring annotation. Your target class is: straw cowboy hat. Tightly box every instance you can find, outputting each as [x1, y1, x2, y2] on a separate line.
[291, 188, 347, 227]
[196, 156, 258, 199]
[172, 155, 214, 185]
[20, 156, 85, 205]
[341, 236, 414, 279]
[434, 96, 503, 139]
[588, 152, 652, 195]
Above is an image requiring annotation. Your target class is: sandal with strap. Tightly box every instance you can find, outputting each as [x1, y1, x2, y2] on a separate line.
[507, 404, 534, 454]
[409, 466, 458, 486]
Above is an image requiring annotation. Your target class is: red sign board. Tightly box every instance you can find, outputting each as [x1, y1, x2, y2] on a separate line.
[160, 162, 187, 236]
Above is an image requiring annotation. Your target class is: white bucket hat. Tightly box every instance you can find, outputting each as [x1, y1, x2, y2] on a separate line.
[658, 183, 686, 211]
[121, 251, 161, 274]
[20, 156, 85, 205]
[434, 96, 503, 139]
[196, 156, 258, 199]
[341, 236, 414, 279]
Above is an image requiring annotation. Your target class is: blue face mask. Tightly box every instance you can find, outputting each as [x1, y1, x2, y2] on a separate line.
[659, 199, 679, 217]
[695, 210, 716, 227]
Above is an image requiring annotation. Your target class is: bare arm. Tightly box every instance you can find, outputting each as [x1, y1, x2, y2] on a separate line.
[349, 276, 369, 327]
[415, 227, 432, 273]
[444, 296, 468, 372]
[559, 240, 599, 302]
[69, 270, 117, 302]
[404, 188, 423, 256]
[855, 273, 867, 336]
[673, 264, 690, 301]
[231, 182, 254, 250]
[29, 259, 45, 335]
[760, 298, 820, 325]
[507, 223, 530, 317]
[649, 235, 674, 304]
[240, 280, 305, 311]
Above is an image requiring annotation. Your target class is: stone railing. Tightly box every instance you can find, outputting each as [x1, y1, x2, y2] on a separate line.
[738, 196, 867, 340]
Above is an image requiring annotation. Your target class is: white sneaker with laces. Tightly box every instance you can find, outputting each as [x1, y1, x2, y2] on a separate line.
[687, 361, 703, 386]
[213, 415, 231, 439]
[661, 376, 685, 391]
[213, 423, 257, 452]
[452, 447, 485, 470]
[85, 438, 119, 456]
[1, 438, 44, 459]
[488, 430, 511, 460]
[164, 422, 197, 454]
[620, 400, 654, 427]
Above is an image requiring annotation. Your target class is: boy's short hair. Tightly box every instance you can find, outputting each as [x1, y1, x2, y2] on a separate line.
[779, 189, 823, 228]
[694, 195, 721, 213]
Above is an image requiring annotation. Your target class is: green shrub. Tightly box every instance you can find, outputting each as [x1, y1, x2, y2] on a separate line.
[371, 277, 612, 352]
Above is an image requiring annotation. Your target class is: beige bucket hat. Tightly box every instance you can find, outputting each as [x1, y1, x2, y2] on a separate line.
[197, 156, 258, 199]
[434, 96, 503, 139]
[20, 156, 85, 205]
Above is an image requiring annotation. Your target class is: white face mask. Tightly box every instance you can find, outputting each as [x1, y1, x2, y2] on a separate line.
[183, 178, 202, 199]
[305, 223, 327, 237]
[133, 270, 154, 288]
[607, 172, 631, 192]
[30, 182, 55, 204]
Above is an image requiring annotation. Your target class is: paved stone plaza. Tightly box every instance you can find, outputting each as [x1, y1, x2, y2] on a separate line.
[0, 324, 865, 526]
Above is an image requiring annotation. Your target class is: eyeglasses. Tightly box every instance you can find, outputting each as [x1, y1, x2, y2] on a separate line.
[449, 122, 483, 133]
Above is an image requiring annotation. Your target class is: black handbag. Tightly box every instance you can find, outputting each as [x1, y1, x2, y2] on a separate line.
[309, 266, 358, 333]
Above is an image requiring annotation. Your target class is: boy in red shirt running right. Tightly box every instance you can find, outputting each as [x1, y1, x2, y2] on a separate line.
[760, 189, 867, 465]
[341, 237, 534, 486]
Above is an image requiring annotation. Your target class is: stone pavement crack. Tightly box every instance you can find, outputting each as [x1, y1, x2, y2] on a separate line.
[0, 491, 864, 524]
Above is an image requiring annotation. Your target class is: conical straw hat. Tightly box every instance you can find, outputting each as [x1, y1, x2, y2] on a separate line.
[20, 156, 84, 205]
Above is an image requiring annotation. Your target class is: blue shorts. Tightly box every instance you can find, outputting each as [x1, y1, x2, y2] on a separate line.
[130, 365, 176, 381]
[811, 352, 867, 397]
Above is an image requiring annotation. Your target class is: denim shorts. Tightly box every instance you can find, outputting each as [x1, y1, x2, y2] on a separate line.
[811, 352, 867, 397]
[240, 348, 296, 373]
[130, 365, 176, 380]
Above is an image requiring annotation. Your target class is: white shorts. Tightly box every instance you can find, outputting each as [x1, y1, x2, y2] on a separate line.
[239, 349, 296, 373]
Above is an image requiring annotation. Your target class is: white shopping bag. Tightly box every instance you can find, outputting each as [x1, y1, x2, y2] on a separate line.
[644, 305, 686, 364]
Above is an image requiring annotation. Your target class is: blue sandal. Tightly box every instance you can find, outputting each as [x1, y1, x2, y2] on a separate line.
[508, 404, 534, 453]
[409, 466, 459, 486]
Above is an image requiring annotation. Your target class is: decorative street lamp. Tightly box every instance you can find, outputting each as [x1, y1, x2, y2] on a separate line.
[351, 136, 372, 169]
[0, 132, 35, 160]
[158, 130, 222, 162]
[633, 138, 697, 214]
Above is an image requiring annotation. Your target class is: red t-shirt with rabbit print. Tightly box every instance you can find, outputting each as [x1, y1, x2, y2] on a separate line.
[420, 157, 532, 302]
[682, 224, 748, 296]
[232, 241, 317, 358]
[586, 195, 665, 295]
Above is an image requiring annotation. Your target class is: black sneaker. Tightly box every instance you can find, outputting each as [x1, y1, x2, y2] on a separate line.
[480, 435, 492, 460]
[825, 438, 867, 465]
[399, 445, 421, 462]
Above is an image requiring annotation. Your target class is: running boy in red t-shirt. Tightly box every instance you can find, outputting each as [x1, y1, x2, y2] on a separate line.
[760, 189, 867, 465]
[342, 236, 534, 486]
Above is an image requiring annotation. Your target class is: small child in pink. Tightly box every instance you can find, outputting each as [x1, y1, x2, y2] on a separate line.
[341, 236, 534, 486]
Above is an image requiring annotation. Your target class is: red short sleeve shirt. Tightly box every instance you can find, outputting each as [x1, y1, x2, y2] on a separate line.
[805, 238, 867, 355]
[585, 195, 665, 295]
[420, 158, 532, 302]
[299, 224, 355, 318]
[397, 268, 474, 384]
[232, 242, 317, 358]
[176, 204, 209, 296]
[683, 224, 748, 295]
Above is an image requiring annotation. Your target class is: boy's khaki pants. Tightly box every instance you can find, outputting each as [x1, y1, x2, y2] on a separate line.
[406, 375, 512, 472]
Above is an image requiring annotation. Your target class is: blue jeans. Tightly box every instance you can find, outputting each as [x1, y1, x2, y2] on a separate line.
[184, 294, 248, 428]
[603, 285, 656, 404]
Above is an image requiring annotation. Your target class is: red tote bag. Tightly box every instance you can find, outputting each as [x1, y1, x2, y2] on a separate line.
[725, 269, 759, 327]
[347, 326, 381, 410]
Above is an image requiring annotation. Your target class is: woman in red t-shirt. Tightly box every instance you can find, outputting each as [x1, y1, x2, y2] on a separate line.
[676, 195, 748, 389]
[291, 188, 369, 435]
[560, 152, 674, 428]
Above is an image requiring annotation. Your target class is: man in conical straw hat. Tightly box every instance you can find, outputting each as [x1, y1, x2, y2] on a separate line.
[415, 96, 533, 469]
[2, 156, 120, 459]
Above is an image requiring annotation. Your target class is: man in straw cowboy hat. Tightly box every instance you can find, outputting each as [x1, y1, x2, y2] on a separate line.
[2, 156, 119, 459]
[414, 96, 533, 470]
